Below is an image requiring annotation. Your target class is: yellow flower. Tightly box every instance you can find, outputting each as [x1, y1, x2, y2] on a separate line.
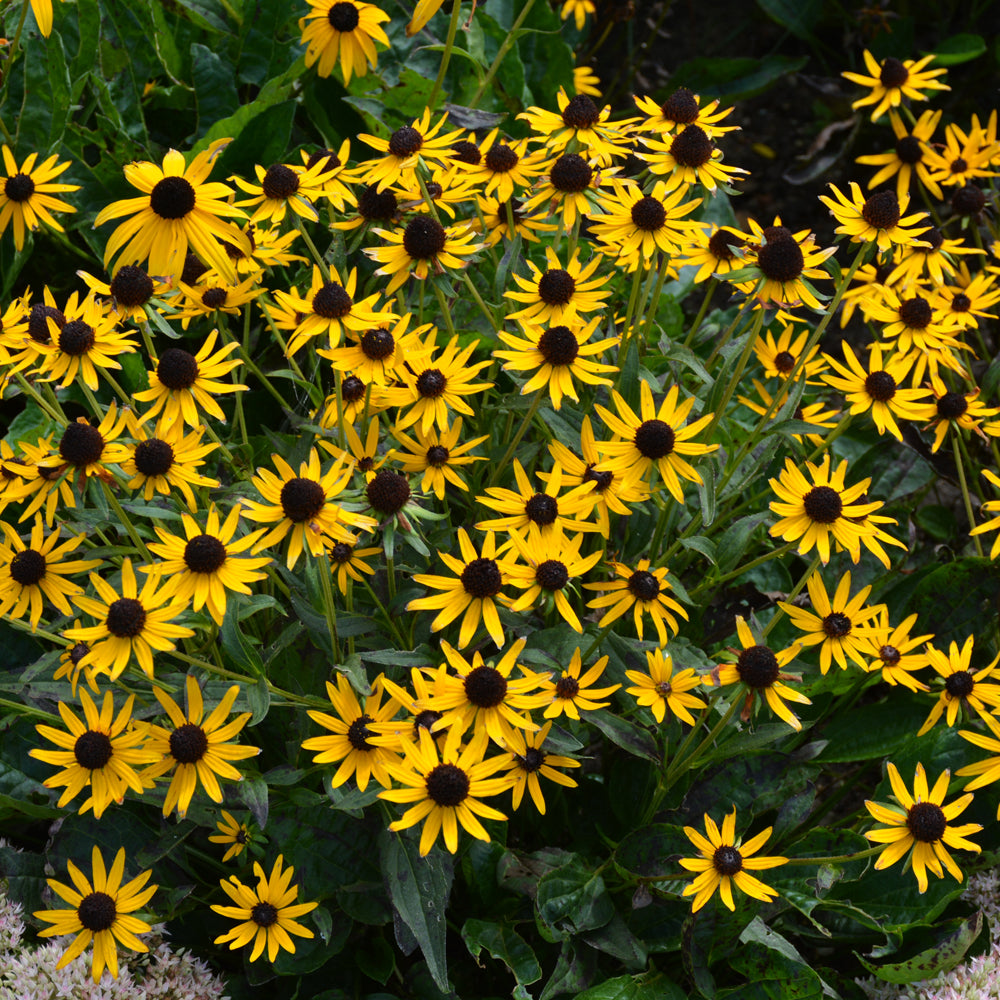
[856, 109, 944, 200]
[561, 0, 595, 30]
[584, 558, 688, 646]
[505, 246, 611, 326]
[625, 648, 705, 724]
[539, 648, 619, 720]
[819, 182, 929, 253]
[210, 810, 252, 862]
[842, 50, 949, 122]
[638, 125, 747, 193]
[299, 0, 390, 82]
[390, 418, 488, 500]
[497, 721, 579, 814]
[358, 108, 464, 192]
[0, 144, 78, 249]
[917, 636, 1000, 736]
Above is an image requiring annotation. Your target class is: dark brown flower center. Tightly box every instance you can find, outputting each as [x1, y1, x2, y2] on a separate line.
[346, 713, 375, 751]
[464, 665, 508, 708]
[898, 297, 932, 329]
[879, 57, 909, 89]
[865, 370, 896, 401]
[426, 444, 449, 466]
[537, 269, 575, 306]
[312, 282, 354, 319]
[78, 892, 117, 931]
[628, 570, 660, 602]
[106, 597, 147, 638]
[181, 253, 209, 285]
[802, 485, 843, 524]
[708, 229, 745, 261]
[944, 670, 975, 699]
[460, 557, 502, 598]
[425, 762, 470, 806]
[536, 325, 579, 366]
[736, 644, 780, 688]
[251, 902, 279, 927]
[451, 140, 481, 165]
[28, 303, 65, 344]
[937, 392, 968, 419]
[329, 542, 352, 564]
[631, 196, 667, 231]
[357, 185, 398, 221]
[822, 612, 852, 638]
[555, 674, 580, 699]
[184, 534, 227, 574]
[74, 730, 114, 770]
[307, 148, 342, 172]
[402, 216, 447, 259]
[634, 419, 675, 458]
[950, 158, 968, 175]
[170, 722, 209, 763]
[712, 845, 743, 876]
[906, 801, 946, 843]
[416, 368, 447, 397]
[132, 438, 174, 479]
[360, 328, 395, 360]
[660, 87, 699, 125]
[388, 126, 424, 158]
[773, 350, 795, 373]
[536, 559, 569, 590]
[366, 469, 410, 514]
[550, 154, 592, 193]
[280, 477, 326, 522]
[561, 94, 600, 129]
[4, 173, 34, 201]
[895, 135, 923, 164]
[413, 708, 442, 734]
[670, 125, 713, 168]
[59, 421, 105, 467]
[157, 348, 199, 390]
[110, 265, 154, 307]
[262, 164, 299, 200]
[342, 375, 365, 401]
[10, 548, 46, 586]
[950, 293, 971, 313]
[328, 1, 359, 30]
[485, 143, 519, 173]
[69, 642, 89, 665]
[150, 176, 196, 220]
[952, 185, 986, 217]
[201, 287, 228, 309]
[879, 644, 901, 665]
[861, 190, 900, 231]
[517, 748, 545, 773]
[583, 464, 613, 492]
[757, 238, 804, 283]
[525, 493, 558, 525]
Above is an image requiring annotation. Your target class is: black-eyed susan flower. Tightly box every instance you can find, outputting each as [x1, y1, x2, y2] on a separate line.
[519, 89, 631, 165]
[634, 88, 737, 138]
[676, 224, 750, 284]
[30, 689, 159, 817]
[143, 505, 270, 626]
[544, 416, 648, 538]
[210, 810, 252, 862]
[476, 460, 601, 537]
[475, 193, 557, 247]
[381, 335, 492, 435]
[133, 331, 246, 427]
[333, 182, 400, 234]
[926, 119, 1000, 188]
[561, 0, 595, 30]
[778, 570, 883, 674]
[212, 855, 317, 962]
[753, 319, 827, 382]
[140, 675, 259, 817]
[505, 525, 603, 632]
[241, 449, 377, 569]
[319, 312, 424, 385]
[358, 109, 463, 192]
[917, 636, 1000, 736]
[594, 381, 717, 502]
[859, 608, 932, 692]
[320, 415, 388, 482]
[819, 183, 929, 253]
[680, 810, 787, 912]
[939, 266, 1000, 331]
[0, 145, 78, 250]
[78, 264, 166, 324]
[390, 418, 488, 500]
[232, 158, 340, 225]
[957, 715, 1000, 818]
[498, 721, 579, 814]
[856, 109, 944, 200]
[373, 663, 450, 744]
[842, 51, 949, 122]
[625, 647, 706, 724]
[885, 228, 981, 289]
[737, 381, 842, 448]
[171, 273, 261, 330]
[505, 247, 611, 326]
[327, 538, 381, 593]
[638, 124, 747, 193]
[970, 469, 1000, 558]
[861, 285, 967, 359]
[744, 221, 836, 311]
[913, 373, 997, 453]
[380, 728, 512, 855]
[768, 454, 895, 565]
[218, 221, 307, 277]
[573, 64, 601, 97]
[365, 215, 484, 295]
[712, 616, 809, 730]
[54, 626, 100, 697]
[94, 139, 248, 282]
[122, 415, 220, 512]
[539, 648, 619, 720]
[522, 152, 617, 230]
[460, 129, 544, 203]
[407, 529, 514, 649]
[34, 846, 157, 982]
[301, 673, 402, 790]
[68, 560, 194, 681]
[865, 762, 980, 893]
[584, 558, 688, 646]
[0, 517, 100, 631]
[822, 342, 930, 441]
[299, 0, 390, 82]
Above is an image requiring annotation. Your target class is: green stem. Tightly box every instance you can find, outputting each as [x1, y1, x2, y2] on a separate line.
[359, 575, 410, 648]
[459, 269, 499, 334]
[663, 688, 742, 785]
[101, 480, 152, 561]
[318, 553, 342, 663]
[953, 426, 984, 557]
[761, 553, 821, 639]
[469, 0, 538, 107]
[693, 540, 797, 597]
[683, 278, 718, 348]
[0, 695, 60, 723]
[488, 392, 542, 487]
[701, 303, 765, 443]
[14, 372, 67, 425]
[295, 216, 331, 283]
[427, 0, 464, 110]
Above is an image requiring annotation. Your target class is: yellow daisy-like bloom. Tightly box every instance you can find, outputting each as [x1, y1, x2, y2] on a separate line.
[358, 108, 464, 192]
[34, 847, 157, 983]
[539, 649, 619, 720]
[634, 88, 737, 139]
[743, 220, 837, 311]
[0, 516, 101, 630]
[217, 221, 308, 277]
[212, 855, 318, 962]
[241, 449, 376, 569]
[680, 810, 787, 912]
[299, 0, 390, 82]
[140, 674, 259, 817]
[68, 559, 195, 681]
[30, 689, 160, 817]
[77, 264, 168, 324]
[584, 558, 688, 646]
[938, 267, 1000, 331]
[859, 608, 932, 692]
[474, 192, 558, 247]
[0, 145, 78, 250]
[301, 673, 402, 790]
[856, 109, 944, 200]
[753, 319, 827, 382]
[319, 415, 390, 483]
[768, 454, 898, 566]
[913, 372, 997, 454]
[327, 537, 381, 593]
[319, 312, 424, 386]
[210, 810, 252, 862]
[521, 152, 619, 230]
[861, 284, 966, 358]
[476, 459, 601, 537]
[970, 469, 1000, 559]
[884, 229, 981, 289]
[712, 616, 809, 730]
[366, 215, 484, 295]
[54, 624, 101, 697]
[275, 264, 397, 357]
[778, 570, 883, 674]
[561, 0, 595, 30]
[842, 50, 949, 122]
[676, 224, 750, 284]
[460, 129, 545, 204]
[544, 416, 648, 538]
[638, 125, 747, 194]
[93, 138, 248, 282]
[865, 762, 980, 894]
[381, 729, 512, 855]
[573, 65, 601, 97]
[380, 335, 493, 435]
[594, 381, 718, 502]
[505, 525, 604, 632]
[498, 721, 579, 814]
[925, 120, 1000, 188]
[819, 183, 929, 253]
[390, 418, 488, 500]
[518, 89, 632, 165]
[171, 273, 261, 330]
[232, 158, 340, 225]
[133, 330, 246, 427]
[143, 504, 271, 626]
[822, 342, 929, 441]
[916, 636, 1000, 737]
[625, 647, 706, 725]
[121, 415, 220, 512]
[957, 715, 1000, 818]
[407, 528, 514, 649]
[505, 247, 611, 326]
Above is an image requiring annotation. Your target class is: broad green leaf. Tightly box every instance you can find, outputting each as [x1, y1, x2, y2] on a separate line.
[575, 975, 685, 1000]
[812, 697, 926, 763]
[725, 940, 826, 999]
[930, 34, 986, 66]
[588, 709, 660, 763]
[669, 55, 809, 102]
[856, 912, 982, 984]
[535, 860, 614, 940]
[581, 914, 648, 970]
[904, 558, 1000, 649]
[614, 823, 691, 880]
[192, 43, 240, 137]
[755, 0, 823, 41]
[461, 919, 543, 986]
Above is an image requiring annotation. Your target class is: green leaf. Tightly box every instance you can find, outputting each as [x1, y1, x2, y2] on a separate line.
[191, 43, 240, 137]
[220, 600, 265, 677]
[581, 914, 648, 970]
[856, 912, 982, 983]
[614, 823, 691, 880]
[755, 0, 822, 41]
[724, 940, 826, 999]
[669, 55, 809, 102]
[536, 859, 614, 940]
[904, 558, 1000, 649]
[929, 34, 986, 66]
[381, 832, 454, 993]
[3, 402, 56, 449]
[588, 709, 661, 763]
[461, 919, 543, 986]
[17, 28, 72, 150]
[575, 975, 685, 1000]
[812, 697, 926, 763]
